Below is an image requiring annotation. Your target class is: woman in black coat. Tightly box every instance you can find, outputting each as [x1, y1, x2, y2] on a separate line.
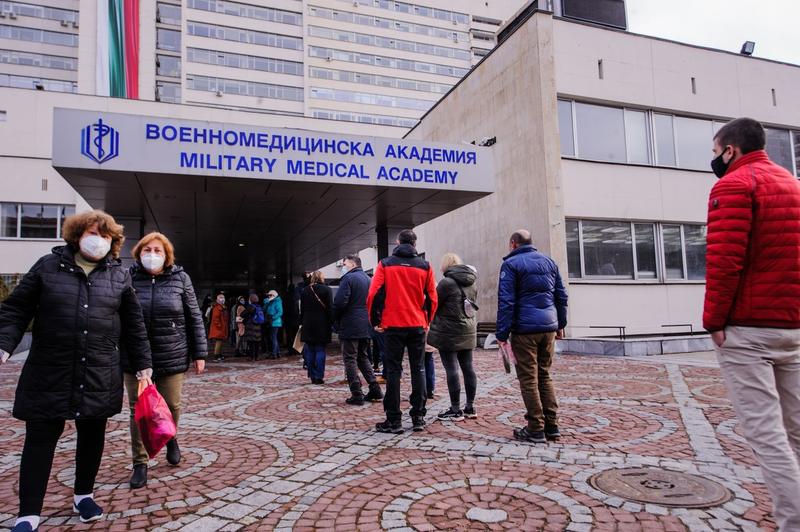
[426, 253, 479, 422]
[300, 271, 333, 384]
[0, 210, 152, 531]
[125, 232, 207, 489]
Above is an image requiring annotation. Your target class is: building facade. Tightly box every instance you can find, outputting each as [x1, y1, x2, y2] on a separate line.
[409, 5, 800, 337]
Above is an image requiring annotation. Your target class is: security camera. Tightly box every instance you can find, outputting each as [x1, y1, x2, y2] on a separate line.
[477, 136, 496, 147]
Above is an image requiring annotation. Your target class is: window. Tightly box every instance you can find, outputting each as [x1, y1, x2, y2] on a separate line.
[308, 46, 467, 78]
[794, 131, 800, 177]
[1, 204, 17, 237]
[309, 66, 451, 94]
[581, 220, 634, 278]
[310, 86, 431, 111]
[187, 21, 302, 50]
[634, 223, 657, 279]
[675, 116, 713, 170]
[653, 113, 676, 166]
[0, 203, 74, 239]
[156, 2, 181, 25]
[558, 100, 574, 157]
[308, 5, 468, 41]
[186, 0, 301, 25]
[566, 219, 706, 282]
[765, 128, 794, 174]
[574, 102, 626, 163]
[156, 80, 180, 102]
[0, 49, 77, 70]
[188, 48, 302, 76]
[0, 1, 79, 23]
[156, 54, 180, 77]
[187, 75, 304, 101]
[625, 109, 649, 164]
[565, 219, 581, 278]
[157, 28, 181, 51]
[307, 25, 470, 61]
[0, 25, 79, 46]
[311, 108, 417, 128]
[353, 0, 468, 24]
[0, 73, 76, 92]
[662, 225, 684, 279]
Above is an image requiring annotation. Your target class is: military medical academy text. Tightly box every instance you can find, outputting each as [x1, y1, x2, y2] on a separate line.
[146, 124, 478, 185]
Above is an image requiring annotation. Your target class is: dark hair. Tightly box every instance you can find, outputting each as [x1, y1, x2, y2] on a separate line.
[397, 229, 417, 245]
[344, 254, 362, 268]
[714, 118, 766, 154]
[510, 230, 532, 246]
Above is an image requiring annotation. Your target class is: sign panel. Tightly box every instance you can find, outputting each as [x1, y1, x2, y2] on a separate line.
[53, 109, 495, 193]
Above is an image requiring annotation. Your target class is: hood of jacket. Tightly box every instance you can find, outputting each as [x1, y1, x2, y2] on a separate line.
[444, 264, 476, 287]
[392, 243, 418, 258]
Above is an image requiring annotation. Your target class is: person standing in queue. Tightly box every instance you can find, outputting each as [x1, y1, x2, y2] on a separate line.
[428, 253, 479, 422]
[264, 290, 284, 359]
[334, 254, 383, 405]
[301, 271, 333, 384]
[368, 229, 438, 434]
[208, 292, 229, 361]
[0, 210, 152, 531]
[125, 232, 207, 489]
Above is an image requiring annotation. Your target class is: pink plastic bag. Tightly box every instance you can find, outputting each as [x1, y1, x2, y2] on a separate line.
[134, 381, 177, 459]
[498, 342, 517, 373]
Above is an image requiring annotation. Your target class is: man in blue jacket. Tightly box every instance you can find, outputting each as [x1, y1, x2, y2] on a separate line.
[334, 254, 383, 406]
[496, 230, 568, 444]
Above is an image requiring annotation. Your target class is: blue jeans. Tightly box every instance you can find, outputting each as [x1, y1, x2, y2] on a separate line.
[424, 351, 435, 393]
[306, 343, 327, 381]
[269, 327, 280, 356]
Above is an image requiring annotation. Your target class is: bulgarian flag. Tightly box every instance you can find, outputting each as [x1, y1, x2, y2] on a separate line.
[96, 0, 139, 98]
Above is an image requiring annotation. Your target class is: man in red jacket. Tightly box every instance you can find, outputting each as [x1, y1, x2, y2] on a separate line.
[367, 229, 438, 433]
[704, 117, 800, 531]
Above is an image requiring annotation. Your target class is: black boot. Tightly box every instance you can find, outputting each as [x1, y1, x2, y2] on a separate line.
[166, 438, 181, 466]
[129, 464, 147, 489]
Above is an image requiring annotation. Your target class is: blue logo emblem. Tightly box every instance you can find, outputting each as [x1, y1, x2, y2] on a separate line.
[81, 118, 119, 164]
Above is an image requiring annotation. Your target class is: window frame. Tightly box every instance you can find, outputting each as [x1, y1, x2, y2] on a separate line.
[0, 203, 74, 240]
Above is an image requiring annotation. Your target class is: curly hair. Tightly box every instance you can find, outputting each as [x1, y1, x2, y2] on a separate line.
[62, 209, 125, 258]
[132, 232, 176, 267]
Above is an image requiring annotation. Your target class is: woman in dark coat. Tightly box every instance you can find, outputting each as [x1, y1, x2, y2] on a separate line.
[125, 232, 207, 489]
[301, 271, 333, 384]
[426, 253, 479, 422]
[241, 292, 264, 360]
[0, 210, 152, 531]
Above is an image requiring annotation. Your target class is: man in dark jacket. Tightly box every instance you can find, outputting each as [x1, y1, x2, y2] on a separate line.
[367, 229, 438, 433]
[704, 118, 800, 531]
[496, 230, 568, 444]
[334, 254, 383, 406]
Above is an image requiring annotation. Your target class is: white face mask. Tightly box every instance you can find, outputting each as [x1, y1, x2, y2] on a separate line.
[217, 296, 225, 304]
[79, 235, 111, 261]
[141, 252, 165, 273]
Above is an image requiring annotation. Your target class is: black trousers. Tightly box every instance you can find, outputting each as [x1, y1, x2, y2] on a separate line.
[19, 418, 107, 517]
[383, 328, 427, 423]
[439, 349, 477, 410]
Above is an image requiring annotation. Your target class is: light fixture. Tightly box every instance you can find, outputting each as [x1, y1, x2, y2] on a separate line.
[472, 136, 496, 147]
[238, 243, 245, 247]
[740, 41, 755, 56]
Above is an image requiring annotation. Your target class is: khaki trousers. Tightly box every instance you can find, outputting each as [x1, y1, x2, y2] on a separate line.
[511, 332, 558, 432]
[124, 372, 184, 465]
[716, 326, 800, 531]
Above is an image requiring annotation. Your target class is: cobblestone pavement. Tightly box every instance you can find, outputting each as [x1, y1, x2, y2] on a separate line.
[0, 348, 776, 531]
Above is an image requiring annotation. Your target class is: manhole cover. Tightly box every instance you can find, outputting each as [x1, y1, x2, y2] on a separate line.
[589, 468, 731, 508]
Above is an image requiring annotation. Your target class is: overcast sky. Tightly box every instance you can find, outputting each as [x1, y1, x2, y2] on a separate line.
[626, 0, 799, 66]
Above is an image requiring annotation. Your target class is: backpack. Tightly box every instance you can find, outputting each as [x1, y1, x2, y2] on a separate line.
[250, 303, 265, 325]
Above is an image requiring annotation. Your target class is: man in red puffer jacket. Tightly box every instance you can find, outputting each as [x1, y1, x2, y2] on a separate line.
[704, 117, 800, 531]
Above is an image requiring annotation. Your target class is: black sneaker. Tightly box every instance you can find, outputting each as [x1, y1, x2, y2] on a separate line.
[375, 420, 404, 434]
[545, 426, 561, 441]
[129, 463, 147, 489]
[74, 497, 104, 523]
[412, 416, 426, 432]
[513, 427, 547, 444]
[437, 408, 464, 421]
[345, 395, 365, 406]
[364, 388, 384, 402]
[463, 406, 477, 419]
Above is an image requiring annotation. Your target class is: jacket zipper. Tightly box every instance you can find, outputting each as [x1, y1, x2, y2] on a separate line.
[149, 276, 156, 332]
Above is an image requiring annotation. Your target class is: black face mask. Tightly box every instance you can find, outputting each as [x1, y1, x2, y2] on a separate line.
[711, 147, 732, 178]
